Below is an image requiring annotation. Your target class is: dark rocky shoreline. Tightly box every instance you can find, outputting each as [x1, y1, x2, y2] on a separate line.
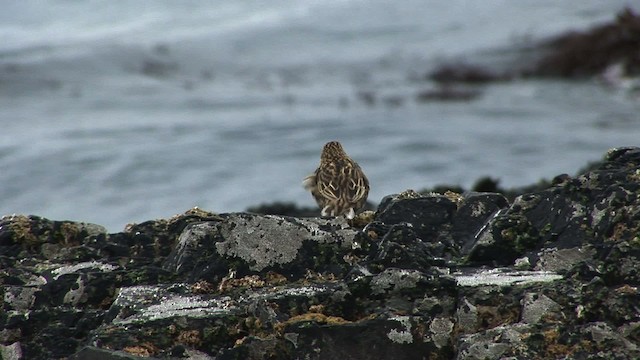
[3, 12, 640, 358]
[3, 146, 640, 359]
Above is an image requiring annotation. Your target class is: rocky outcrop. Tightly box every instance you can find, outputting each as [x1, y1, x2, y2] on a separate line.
[428, 8, 640, 88]
[531, 7, 640, 79]
[3, 147, 640, 359]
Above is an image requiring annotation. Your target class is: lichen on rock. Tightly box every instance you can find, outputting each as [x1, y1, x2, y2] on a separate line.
[3, 147, 640, 358]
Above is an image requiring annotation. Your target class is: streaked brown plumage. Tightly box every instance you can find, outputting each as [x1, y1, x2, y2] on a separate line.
[303, 141, 369, 219]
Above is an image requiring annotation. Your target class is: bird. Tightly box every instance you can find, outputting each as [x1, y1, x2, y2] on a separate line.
[303, 141, 369, 219]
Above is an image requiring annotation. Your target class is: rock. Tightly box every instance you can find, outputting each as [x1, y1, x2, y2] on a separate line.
[272, 316, 437, 360]
[0, 215, 107, 261]
[429, 63, 507, 84]
[531, 8, 640, 78]
[375, 191, 456, 239]
[456, 323, 530, 360]
[367, 223, 442, 272]
[371, 190, 511, 268]
[520, 293, 562, 324]
[533, 246, 597, 272]
[415, 87, 482, 102]
[373, 191, 459, 262]
[3, 148, 640, 358]
[164, 213, 358, 282]
[245, 202, 320, 217]
[246, 201, 377, 217]
[423, 8, 640, 96]
[454, 192, 509, 255]
[454, 268, 563, 287]
[466, 147, 640, 269]
[70, 346, 146, 360]
[0, 342, 22, 360]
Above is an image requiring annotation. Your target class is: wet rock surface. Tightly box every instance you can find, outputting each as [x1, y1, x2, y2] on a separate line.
[3, 147, 640, 359]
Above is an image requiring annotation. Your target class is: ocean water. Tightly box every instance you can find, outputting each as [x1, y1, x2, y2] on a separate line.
[1, 1, 639, 232]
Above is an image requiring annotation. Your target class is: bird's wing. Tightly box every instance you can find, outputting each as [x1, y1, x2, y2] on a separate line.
[316, 165, 340, 201]
[346, 164, 369, 202]
[302, 174, 316, 191]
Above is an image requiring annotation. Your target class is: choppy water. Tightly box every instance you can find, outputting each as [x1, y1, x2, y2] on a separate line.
[1, 1, 639, 231]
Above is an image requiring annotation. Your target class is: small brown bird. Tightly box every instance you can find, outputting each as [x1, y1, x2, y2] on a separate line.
[303, 141, 369, 219]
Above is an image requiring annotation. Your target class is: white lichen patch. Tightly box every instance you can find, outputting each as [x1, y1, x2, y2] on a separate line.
[215, 214, 355, 271]
[534, 247, 595, 272]
[51, 261, 118, 280]
[140, 295, 235, 322]
[572, 202, 587, 219]
[243, 284, 334, 304]
[0, 342, 22, 360]
[3, 286, 38, 311]
[112, 283, 338, 327]
[25, 275, 47, 286]
[429, 317, 454, 348]
[514, 256, 531, 270]
[273, 285, 326, 297]
[387, 316, 413, 344]
[470, 201, 486, 217]
[455, 268, 562, 287]
[63, 276, 86, 306]
[456, 298, 478, 333]
[371, 269, 423, 295]
[284, 333, 299, 348]
[112, 286, 237, 325]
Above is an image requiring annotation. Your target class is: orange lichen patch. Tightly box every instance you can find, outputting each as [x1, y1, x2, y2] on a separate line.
[308, 304, 325, 314]
[367, 229, 379, 240]
[4, 215, 39, 248]
[546, 342, 573, 356]
[177, 329, 202, 347]
[275, 312, 351, 334]
[123, 342, 159, 357]
[539, 311, 565, 325]
[349, 210, 375, 228]
[303, 270, 337, 282]
[124, 207, 222, 233]
[543, 328, 570, 355]
[576, 340, 594, 353]
[614, 284, 638, 294]
[237, 275, 265, 287]
[58, 222, 83, 246]
[541, 328, 594, 358]
[234, 336, 248, 347]
[168, 207, 223, 225]
[219, 275, 266, 293]
[444, 191, 464, 207]
[397, 189, 423, 200]
[608, 222, 630, 242]
[167, 324, 177, 335]
[98, 295, 116, 309]
[244, 316, 280, 339]
[124, 219, 167, 233]
[343, 253, 361, 265]
[414, 321, 429, 339]
[191, 280, 216, 294]
[245, 316, 260, 330]
[265, 272, 288, 285]
[476, 305, 519, 329]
